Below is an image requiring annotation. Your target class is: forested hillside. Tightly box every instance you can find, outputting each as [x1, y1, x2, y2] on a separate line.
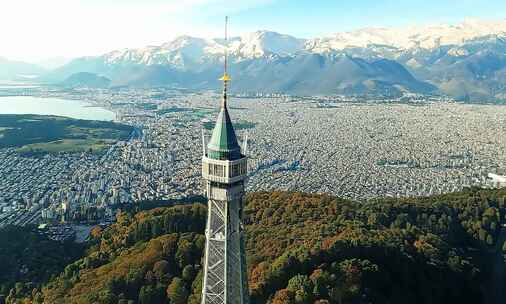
[0, 226, 84, 304]
[5, 187, 506, 304]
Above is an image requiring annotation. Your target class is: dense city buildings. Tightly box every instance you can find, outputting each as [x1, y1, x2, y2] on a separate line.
[1, 87, 506, 228]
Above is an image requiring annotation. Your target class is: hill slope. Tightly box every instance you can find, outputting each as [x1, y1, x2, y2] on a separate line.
[61, 72, 111, 89]
[6, 188, 506, 304]
[0, 226, 84, 299]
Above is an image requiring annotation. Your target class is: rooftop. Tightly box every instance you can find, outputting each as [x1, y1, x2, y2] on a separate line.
[207, 104, 241, 160]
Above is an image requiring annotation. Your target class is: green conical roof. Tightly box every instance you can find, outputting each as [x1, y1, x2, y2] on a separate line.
[207, 105, 241, 160]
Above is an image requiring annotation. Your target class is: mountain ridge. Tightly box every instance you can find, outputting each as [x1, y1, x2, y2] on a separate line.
[45, 18, 506, 99]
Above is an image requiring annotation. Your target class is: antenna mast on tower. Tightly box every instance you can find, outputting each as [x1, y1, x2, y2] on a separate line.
[219, 16, 231, 108]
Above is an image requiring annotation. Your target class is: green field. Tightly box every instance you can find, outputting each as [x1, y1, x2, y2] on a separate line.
[16, 139, 112, 154]
[0, 114, 133, 155]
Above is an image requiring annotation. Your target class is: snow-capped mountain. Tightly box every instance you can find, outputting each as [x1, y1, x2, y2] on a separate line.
[306, 18, 506, 53]
[229, 31, 306, 57]
[47, 18, 506, 100]
[99, 18, 506, 67]
[105, 36, 215, 68]
[102, 31, 306, 69]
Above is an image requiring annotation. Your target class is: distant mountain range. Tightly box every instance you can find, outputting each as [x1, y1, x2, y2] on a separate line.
[42, 31, 441, 95]
[0, 57, 45, 81]
[6, 18, 506, 100]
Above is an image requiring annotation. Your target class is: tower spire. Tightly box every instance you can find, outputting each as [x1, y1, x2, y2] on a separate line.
[201, 16, 250, 304]
[219, 16, 231, 108]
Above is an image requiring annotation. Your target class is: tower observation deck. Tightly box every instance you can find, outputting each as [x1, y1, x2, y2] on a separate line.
[200, 17, 250, 304]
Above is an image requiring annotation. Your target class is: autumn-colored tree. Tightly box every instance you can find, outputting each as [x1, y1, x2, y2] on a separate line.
[153, 260, 170, 281]
[90, 226, 103, 239]
[272, 289, 295, 304]
[8, 190, 506, 304]
[166, 277, 189, 304]
[287, 275, 313, 303]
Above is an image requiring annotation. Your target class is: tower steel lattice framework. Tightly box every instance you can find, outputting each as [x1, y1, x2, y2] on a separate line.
[200, 16, 250, 304]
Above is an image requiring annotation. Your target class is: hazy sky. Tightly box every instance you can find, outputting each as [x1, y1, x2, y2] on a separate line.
[1, 0, 505, 62]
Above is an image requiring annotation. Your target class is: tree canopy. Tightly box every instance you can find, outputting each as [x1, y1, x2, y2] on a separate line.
[4, 187, 506, 304]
